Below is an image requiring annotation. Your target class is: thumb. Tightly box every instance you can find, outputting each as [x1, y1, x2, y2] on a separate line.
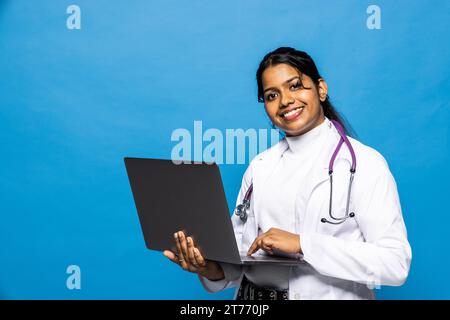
[163, 250, 176, 259]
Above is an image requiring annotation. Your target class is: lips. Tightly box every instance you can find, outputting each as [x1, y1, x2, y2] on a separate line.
[280, 106, 304, 121]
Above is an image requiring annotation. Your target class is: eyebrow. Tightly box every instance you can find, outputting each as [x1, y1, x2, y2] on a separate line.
[263, 76, 300, 94]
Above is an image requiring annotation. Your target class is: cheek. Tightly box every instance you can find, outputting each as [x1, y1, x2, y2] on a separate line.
[264, 103, 278, 117]
[295, 89, 317, 102]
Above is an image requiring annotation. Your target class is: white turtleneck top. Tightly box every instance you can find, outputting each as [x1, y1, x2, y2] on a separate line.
[244, 116, 331, 290]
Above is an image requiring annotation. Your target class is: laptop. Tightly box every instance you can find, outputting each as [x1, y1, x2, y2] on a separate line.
[124, 157, 304, 266]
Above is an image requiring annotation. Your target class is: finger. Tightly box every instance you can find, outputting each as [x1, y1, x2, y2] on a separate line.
[194, 248, 207, 268]
[255, 239, 265, 254]
[186, 237, 197, 267]
[247, 234, 265, 255]
[163, 250, 181, 264]
[178, 231, 190, 264]
[254, 236, 275, 255]
[247, 237, 262, 256]
[174, 232, 188, 269]
[260, 239, 274, 255]
[247, 241, 257, 256]
[247, 238, 259, 256]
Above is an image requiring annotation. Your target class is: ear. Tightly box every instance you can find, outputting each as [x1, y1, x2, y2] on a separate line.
[317, 79, 328, 102]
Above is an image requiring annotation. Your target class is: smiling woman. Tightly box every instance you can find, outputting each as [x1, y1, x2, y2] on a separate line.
[164, 47, 412, 300]
[256, 47, 355, 138]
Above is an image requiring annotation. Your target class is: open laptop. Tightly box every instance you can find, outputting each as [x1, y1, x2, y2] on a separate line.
[124, 157, 304, 266]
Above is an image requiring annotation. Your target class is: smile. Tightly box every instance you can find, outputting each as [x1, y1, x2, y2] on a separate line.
[281, 107, 304, 121]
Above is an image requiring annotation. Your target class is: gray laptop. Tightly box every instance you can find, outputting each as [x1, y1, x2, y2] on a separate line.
[124, 157, 303, 266]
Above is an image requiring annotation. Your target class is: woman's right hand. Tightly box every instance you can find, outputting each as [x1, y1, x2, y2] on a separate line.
[163, 230, 225, 281]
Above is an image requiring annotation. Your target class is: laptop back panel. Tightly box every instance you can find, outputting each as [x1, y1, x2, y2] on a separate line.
[124, 158, 242, 265]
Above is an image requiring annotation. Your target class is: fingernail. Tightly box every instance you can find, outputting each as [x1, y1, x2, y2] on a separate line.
[174, 233, 178, 239]
[178, 232, 183, 238]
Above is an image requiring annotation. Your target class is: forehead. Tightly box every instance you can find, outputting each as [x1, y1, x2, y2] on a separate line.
[262, 64, 301, 87]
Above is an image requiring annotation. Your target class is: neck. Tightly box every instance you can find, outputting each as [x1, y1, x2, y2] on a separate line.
[284, 116, 329, 154]
[285, 115, 325, 137]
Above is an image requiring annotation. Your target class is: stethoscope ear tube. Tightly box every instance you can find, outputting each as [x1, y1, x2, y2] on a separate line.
[321, 212, 355, 225]
[321, 171, 356, 225]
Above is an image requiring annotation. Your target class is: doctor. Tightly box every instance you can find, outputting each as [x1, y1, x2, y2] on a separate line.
[163, 47, 412, 300]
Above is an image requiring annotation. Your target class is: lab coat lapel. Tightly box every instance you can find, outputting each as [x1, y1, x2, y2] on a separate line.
[304, 123, 339, 202]
[251, 140, 289, 234]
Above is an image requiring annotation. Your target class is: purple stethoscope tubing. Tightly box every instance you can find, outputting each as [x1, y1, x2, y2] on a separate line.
[234, 119, 357, 225]
[322, 120, 357, 224]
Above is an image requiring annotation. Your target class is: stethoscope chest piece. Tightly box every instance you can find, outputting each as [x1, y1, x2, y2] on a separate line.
[234, 184, 253, 223]
[235, 199, 250, 223]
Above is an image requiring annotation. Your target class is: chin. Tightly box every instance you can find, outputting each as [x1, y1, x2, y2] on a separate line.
[284, 123, 308, 135]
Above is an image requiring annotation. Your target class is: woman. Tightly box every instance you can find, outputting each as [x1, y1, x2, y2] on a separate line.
[163, 47, 412, 300]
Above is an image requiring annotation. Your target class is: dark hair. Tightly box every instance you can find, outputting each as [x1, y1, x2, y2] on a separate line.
[256, 47, 356, 138]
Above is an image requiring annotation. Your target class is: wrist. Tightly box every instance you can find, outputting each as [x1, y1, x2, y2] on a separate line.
[202, 261, 225, 281]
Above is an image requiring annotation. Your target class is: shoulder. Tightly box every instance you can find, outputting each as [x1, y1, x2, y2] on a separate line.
[249, 138, 287, 166]
[242, 138, 287, 181]
[347, 136, 392, 179]
[254, 138, 287, 161]
[347, 137, 401, 208]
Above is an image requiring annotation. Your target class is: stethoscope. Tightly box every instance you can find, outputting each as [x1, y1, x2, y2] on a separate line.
[234, 119, 357, 225]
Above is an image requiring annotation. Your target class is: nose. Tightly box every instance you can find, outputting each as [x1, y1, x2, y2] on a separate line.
[280, 94, 295, 108]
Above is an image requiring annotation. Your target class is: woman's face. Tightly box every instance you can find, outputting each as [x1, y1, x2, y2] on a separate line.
[262, 63, 328, 137]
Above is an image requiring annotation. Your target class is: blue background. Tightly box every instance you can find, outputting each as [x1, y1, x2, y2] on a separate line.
[0, 0, 449, 299]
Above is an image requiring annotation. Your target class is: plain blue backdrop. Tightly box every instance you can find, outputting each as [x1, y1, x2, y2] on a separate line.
[0, 0, 449, 299]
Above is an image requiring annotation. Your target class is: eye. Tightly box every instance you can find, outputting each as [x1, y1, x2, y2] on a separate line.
[265, 92, 278, 101]
[290, 81, 303, 90]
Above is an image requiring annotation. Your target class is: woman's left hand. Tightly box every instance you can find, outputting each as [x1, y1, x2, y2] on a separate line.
[247, 228, 302, 256]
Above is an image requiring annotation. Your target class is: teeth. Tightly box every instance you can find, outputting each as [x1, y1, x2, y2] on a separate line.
[283, 107, 302, 118]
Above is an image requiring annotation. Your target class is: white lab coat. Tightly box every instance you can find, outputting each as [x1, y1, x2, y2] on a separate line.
[199, 119, 412, 300]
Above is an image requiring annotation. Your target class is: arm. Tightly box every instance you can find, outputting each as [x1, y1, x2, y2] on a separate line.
[198, 262, 243, 293]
